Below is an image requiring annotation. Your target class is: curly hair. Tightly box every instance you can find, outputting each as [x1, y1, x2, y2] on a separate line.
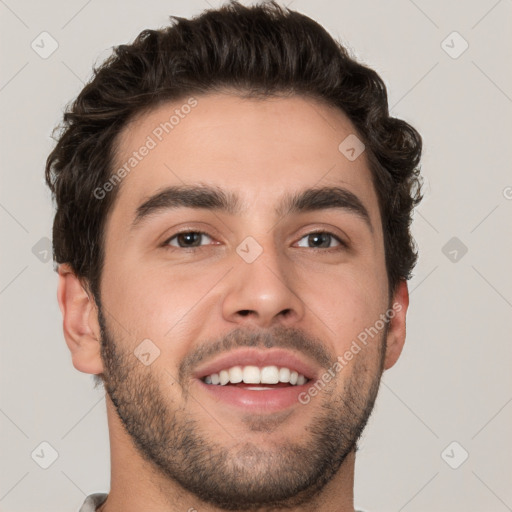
[45, 0, 423, 304]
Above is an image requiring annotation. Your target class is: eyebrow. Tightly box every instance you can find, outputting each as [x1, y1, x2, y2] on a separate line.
[131, 184, 373, 233]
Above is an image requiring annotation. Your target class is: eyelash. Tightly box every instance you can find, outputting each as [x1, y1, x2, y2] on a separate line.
[162, 229, 348, 252]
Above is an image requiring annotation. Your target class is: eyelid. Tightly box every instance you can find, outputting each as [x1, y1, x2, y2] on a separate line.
[162, 227, 349, 250]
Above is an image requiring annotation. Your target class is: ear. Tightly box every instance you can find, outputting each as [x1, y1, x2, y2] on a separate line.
[57, 263, 103, 375]
[383, 280, 409, 371]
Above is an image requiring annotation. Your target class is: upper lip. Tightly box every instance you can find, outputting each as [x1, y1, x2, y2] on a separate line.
[192, 348, 321, 381]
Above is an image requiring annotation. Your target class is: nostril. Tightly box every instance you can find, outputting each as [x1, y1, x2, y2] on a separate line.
[238, 310, 251, 316]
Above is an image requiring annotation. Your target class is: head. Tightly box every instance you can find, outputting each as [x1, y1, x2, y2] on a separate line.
[47, 1, 422, 509]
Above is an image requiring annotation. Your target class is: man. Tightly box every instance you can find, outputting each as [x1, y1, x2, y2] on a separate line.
[45, 1, 423, 511]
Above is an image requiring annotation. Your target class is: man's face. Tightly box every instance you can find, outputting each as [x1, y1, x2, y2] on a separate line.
[97, 93, 393, 509]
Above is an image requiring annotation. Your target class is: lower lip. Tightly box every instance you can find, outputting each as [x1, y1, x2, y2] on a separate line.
[195, 379, 311, 412]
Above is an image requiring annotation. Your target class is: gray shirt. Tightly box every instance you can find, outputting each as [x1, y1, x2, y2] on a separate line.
[79, 493, 107, 511]
[78, 492, 367, 511]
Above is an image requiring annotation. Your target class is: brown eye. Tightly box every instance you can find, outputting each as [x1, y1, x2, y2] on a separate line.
[165, 231, 214, 249]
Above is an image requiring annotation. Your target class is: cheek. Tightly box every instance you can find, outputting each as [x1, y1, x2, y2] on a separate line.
[304, 263, 388, 355]
[101, 259, 222, 346]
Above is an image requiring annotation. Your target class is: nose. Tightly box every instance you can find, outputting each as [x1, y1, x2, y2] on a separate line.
[221, 239, 305, 329]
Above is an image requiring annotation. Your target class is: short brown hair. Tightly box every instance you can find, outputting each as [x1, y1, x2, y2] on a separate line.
[45, 0, 423, 304]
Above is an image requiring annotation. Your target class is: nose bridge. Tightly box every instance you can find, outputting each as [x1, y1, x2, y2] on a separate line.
[221, 232, 305, 328]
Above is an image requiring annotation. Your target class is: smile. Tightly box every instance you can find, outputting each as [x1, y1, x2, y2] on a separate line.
[192, 348, 318, 411]
[202, 365, 309, 387]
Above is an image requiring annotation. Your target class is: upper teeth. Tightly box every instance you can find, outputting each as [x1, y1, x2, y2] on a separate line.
[203, 365, 308, 386]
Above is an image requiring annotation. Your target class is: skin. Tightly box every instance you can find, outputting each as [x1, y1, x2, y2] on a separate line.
[57, 93, 409, 512]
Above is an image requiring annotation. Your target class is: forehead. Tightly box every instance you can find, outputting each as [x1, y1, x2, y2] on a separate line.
[110, 93, 380, 227]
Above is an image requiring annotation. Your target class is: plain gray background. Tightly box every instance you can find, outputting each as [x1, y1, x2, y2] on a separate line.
[1, 1, 511, 511]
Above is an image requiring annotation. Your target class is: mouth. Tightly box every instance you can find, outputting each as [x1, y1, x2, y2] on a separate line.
[192, 348, 318, 412]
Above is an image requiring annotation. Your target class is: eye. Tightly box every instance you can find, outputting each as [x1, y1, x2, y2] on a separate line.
[295, 231, 346, 250]
[162, 229, 347, 251]
[164, 230, 215, 249]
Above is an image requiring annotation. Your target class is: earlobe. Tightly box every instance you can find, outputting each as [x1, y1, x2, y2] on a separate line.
[383, 280, 409, 371]
[57, 263, 103, 375]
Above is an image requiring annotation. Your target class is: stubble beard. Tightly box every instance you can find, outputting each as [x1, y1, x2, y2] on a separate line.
[96, 305, 386, 511]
